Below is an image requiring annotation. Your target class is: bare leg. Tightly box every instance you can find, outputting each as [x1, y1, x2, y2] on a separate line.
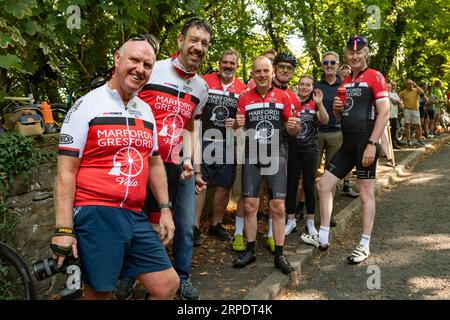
[194, 188, 206, 227]
[356, 179, 376, 236]
[83, 285, 112, 300]
[243, 197, 259, 242]
[212, 187, 231, 225]
[317, 171, 340, 228]
[270, 199, 285, 246]
[138, 268, 179, 300]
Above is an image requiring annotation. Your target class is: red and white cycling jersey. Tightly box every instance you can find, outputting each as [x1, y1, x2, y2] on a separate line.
[58, 84, 158, 211]
[139, 57, 208, 164]
[340, 68, 389, 133]
[238, 86, 292, 159]
[201, 72, 247, 140]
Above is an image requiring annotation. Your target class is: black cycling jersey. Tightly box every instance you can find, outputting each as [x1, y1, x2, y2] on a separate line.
[340, 68, 389, 133]
[289, 98, 319, 154]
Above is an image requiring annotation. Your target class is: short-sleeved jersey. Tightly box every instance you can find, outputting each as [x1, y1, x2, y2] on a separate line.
[339, 68, 388, 133]
[238, 86, 292, 160]
[289, 98, 319, 153]
[201, 73, 247, 141]
[138, 57, 208, 164]
[58, 84, 158, 211]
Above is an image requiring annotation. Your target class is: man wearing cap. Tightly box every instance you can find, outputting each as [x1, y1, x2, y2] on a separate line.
[315, 36, 390, 264]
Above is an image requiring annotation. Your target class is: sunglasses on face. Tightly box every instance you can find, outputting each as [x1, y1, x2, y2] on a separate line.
[128, 34, 160, 55]
[322, 60, 337, 66]
[277, 64, 294, 72]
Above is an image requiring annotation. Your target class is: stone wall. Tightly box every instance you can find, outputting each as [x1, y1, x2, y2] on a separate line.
[7, 160, 66, 298]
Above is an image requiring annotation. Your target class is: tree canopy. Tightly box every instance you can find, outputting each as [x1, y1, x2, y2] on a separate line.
[1, 0, 449, 103]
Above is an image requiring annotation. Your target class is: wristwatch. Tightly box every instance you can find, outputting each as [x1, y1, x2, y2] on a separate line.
[367, 140, 378, 146]
[158, 201, 173, 210]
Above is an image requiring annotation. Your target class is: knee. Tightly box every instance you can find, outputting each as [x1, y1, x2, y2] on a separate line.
[153, 271, 180, 299]
[317, 179, 329, 194]
[243, 200, 258, 214]
[358, 189, 374, 205]
[269, 201, 284, 218]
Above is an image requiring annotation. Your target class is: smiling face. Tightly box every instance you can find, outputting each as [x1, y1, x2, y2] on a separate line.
[298, 76, 314, 99]
[218, 53, 238, 83]
[345, 47, 368, 73]
[251, 56, 273, 92]
[113, 40, 155, 99]
[322, 54, 339, 77]
[177, 26, 211, 73]
[274, 62, 295, 84]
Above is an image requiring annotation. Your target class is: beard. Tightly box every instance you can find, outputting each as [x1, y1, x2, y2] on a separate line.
[220, 69, 234, 80]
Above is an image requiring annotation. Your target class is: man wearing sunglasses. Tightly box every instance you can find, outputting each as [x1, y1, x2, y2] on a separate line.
[136, 18, 212, 300]
[316, 35, 390, 264]
[315, 53, 359, 207]
[53, 36, 180, 299]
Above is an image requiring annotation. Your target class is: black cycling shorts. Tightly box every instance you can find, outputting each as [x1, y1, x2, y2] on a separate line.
[242, 157, 287, 199]
[326, 132, 380, 180]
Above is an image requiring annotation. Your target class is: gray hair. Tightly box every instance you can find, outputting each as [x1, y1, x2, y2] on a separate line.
[322, 51, 340, 62]
[220, 49, 239, 65]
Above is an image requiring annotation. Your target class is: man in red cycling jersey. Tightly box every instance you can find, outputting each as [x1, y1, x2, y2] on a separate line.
[316, 36, 390, 264]
[194, 49, 247, 244]
[233, 55, 299, 274]
[52, 35, 179, 299]
[138, 18, 211, 300]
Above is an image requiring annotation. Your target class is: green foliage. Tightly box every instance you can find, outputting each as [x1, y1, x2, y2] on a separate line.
[0, 132, 55, 244]
[0, 0, 448, 97]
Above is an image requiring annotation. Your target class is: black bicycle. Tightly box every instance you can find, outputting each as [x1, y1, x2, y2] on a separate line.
[0, 242, 36, 300]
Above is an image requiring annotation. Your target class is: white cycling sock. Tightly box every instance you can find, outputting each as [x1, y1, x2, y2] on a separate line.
[359, 234, 371, 248]
[234, 216, 244, 236]
[318, 226, 330, 245]
[306, 219, 317, 235]
[267, 219, 273, 237]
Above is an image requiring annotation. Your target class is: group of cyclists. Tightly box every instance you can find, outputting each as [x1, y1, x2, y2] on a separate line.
[50, 16, 398, 300]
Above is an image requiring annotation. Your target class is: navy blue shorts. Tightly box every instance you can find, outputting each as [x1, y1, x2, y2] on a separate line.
[201, 140, 236, 188]
[73, 205, 172, 292]
[201, 162, 236, 188]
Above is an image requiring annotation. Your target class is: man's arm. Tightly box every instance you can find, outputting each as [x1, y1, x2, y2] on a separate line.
[52, 156, 81, 267]
[362, 98, 390, 167]
[148, 155, 174, 246]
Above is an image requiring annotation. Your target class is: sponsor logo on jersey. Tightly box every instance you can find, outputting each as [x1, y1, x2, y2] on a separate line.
[59, 134, 74, 144]
[128, 109, 143, 118]
[164, 82, 178, 89]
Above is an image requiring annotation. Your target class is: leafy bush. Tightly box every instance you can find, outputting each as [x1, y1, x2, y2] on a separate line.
[0, 132, 54, 244]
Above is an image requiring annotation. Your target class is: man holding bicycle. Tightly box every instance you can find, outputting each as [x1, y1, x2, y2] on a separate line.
[52, 35, 179, 300]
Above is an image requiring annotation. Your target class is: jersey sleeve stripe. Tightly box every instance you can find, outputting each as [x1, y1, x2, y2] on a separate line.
[58, 147, 80, 157]
[190, 95, 200, 105]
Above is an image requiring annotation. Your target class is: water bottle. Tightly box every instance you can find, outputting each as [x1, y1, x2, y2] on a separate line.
[40, 101, 56, 133]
